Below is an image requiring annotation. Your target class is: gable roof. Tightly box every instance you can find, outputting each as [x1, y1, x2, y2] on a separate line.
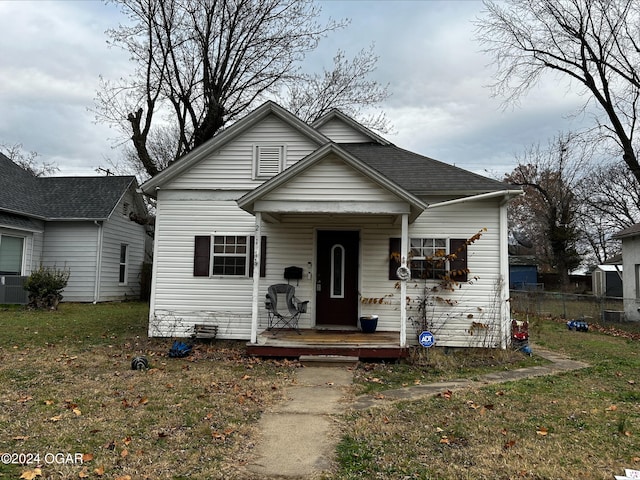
[141, 101, 330, 194]
[140, 100, 517, 199]
[238, 143, 428, 221]
[339, 143, 511, 196]
[312, 109, 391, 145]
[0, 152, 137, 221]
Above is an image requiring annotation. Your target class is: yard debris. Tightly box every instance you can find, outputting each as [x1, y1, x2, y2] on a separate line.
[168, 341, 192, 358]
[130, 356, 149, 370]
[566, 319, 589, 332]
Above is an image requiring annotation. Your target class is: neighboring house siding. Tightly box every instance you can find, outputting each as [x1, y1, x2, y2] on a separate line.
[165, 115, 319, 191]
[42, 222, 98, 302]
[316, 118, 372, 143]
[30, 230, 45, 274]
[621, 236, 640, 321]
[99, 192, 146, 301]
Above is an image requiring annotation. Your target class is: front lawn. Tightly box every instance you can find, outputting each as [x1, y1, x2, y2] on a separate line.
[0, 302, 297, 479]
[332, 316, 640, 479]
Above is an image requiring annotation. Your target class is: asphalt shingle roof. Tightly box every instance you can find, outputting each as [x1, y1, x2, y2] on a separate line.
[339, 143, 512, 195]
[0, 152, 135, 220]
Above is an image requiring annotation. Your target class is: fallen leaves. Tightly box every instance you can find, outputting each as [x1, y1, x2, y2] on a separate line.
[19, 469, 41, 480]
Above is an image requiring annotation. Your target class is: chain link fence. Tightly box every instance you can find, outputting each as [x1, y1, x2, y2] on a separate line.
[510, 289, 625, 323]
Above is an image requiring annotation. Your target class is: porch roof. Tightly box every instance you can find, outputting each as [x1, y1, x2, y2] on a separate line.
[237, 143, 428, 222]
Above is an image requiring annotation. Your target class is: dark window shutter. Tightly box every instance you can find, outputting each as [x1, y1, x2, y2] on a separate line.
[194, 236, 211, 276]
[449, 238, 468, 282]
[389, 237, 401, 280]
[249, 236, 267, 277]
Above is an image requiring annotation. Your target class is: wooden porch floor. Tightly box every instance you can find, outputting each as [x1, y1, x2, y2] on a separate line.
[246, 329, 408, 359]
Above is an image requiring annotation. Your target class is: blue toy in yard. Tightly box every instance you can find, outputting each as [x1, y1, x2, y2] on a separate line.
[169, 340, 192, 358]
[566, 319, 589, 332]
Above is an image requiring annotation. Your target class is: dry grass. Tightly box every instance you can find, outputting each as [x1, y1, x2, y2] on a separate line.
[332, 317, 640, 480]
[0, 302, 299, 479]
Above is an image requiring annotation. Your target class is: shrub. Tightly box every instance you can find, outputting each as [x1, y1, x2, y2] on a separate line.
[24, 266, 70, 310]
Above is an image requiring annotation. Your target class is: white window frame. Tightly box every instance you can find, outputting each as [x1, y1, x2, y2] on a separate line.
[252, 144, 286, 180]
[212, 235, 250, 277]
[119, 244, 129, 285]
[0, 234, 26, 276]
[409, 237, 448, 280]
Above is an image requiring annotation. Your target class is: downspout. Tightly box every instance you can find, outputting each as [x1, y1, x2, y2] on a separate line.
[426, 189, 523, 209]
[94, 221, 103, 304]
[498, 197, 510, 349]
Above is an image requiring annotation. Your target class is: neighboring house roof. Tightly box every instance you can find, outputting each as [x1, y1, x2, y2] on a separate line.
[0, 152, 137, 221]
[0, 212, 44, 232]
[612, 223, 640, 240]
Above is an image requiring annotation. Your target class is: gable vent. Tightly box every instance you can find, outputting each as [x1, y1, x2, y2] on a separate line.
[255, 145, 284, 178]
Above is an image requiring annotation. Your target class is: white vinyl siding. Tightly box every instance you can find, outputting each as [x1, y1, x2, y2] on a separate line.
[165, 115, 319, 190]
[356, 201, 504, 348]
[315, 117, 372, 143]
[262, 155, 400, 203]
[149, 191, 506, 347]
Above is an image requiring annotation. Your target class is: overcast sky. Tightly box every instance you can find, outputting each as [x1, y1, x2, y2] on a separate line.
[0, 0, 590, 179]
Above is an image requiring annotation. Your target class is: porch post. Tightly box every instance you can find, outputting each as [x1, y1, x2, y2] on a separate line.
[250, 212, 262, 344]
[400, 213, 409, 348]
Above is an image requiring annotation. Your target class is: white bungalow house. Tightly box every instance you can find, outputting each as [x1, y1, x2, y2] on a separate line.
[141, 101, 521, 355]
[0, 153, 150, 303]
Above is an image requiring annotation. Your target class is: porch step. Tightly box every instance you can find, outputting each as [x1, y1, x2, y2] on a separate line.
[299, 354, 359, 367]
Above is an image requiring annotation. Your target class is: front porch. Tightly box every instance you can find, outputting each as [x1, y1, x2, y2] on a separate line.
[246, 329, 408, 359]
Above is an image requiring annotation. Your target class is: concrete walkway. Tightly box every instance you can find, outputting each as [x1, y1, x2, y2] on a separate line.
[244, 346, 588, 479]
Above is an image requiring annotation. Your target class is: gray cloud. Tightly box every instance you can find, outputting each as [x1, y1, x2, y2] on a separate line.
[0, 0, 594, 179]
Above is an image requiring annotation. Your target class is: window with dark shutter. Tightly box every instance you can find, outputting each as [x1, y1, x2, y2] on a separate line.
[194, 236, 211, 276]
[194, 235, 266, 277]
[449, 238, 468, 282]
[389, 238, 401, 280]
[249, 236, 267, 278]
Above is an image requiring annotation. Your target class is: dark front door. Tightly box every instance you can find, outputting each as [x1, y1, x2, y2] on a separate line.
[315, 230, 359, 327]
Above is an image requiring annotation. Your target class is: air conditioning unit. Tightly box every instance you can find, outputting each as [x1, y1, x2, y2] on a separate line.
[602, 310, 625, 322]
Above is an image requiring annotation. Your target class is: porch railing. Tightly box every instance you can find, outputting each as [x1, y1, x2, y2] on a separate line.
[0, 276, 29, 305]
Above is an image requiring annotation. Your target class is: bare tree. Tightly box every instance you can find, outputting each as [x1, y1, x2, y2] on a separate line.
[281, 45, 390, 132]
[575, 161, 640, 264]
[1, 143, 58, 177]
[505, 133, 591, 287]
[95, 0, 389, 179]
[476, 0, 640, 184]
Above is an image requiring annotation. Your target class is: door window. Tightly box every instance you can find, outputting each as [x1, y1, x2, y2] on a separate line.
[330, 244, 345, 298]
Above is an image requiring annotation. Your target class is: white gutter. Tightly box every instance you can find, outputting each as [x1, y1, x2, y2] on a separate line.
[93, 221, 104, 304]
[426, 189, 523, 209]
